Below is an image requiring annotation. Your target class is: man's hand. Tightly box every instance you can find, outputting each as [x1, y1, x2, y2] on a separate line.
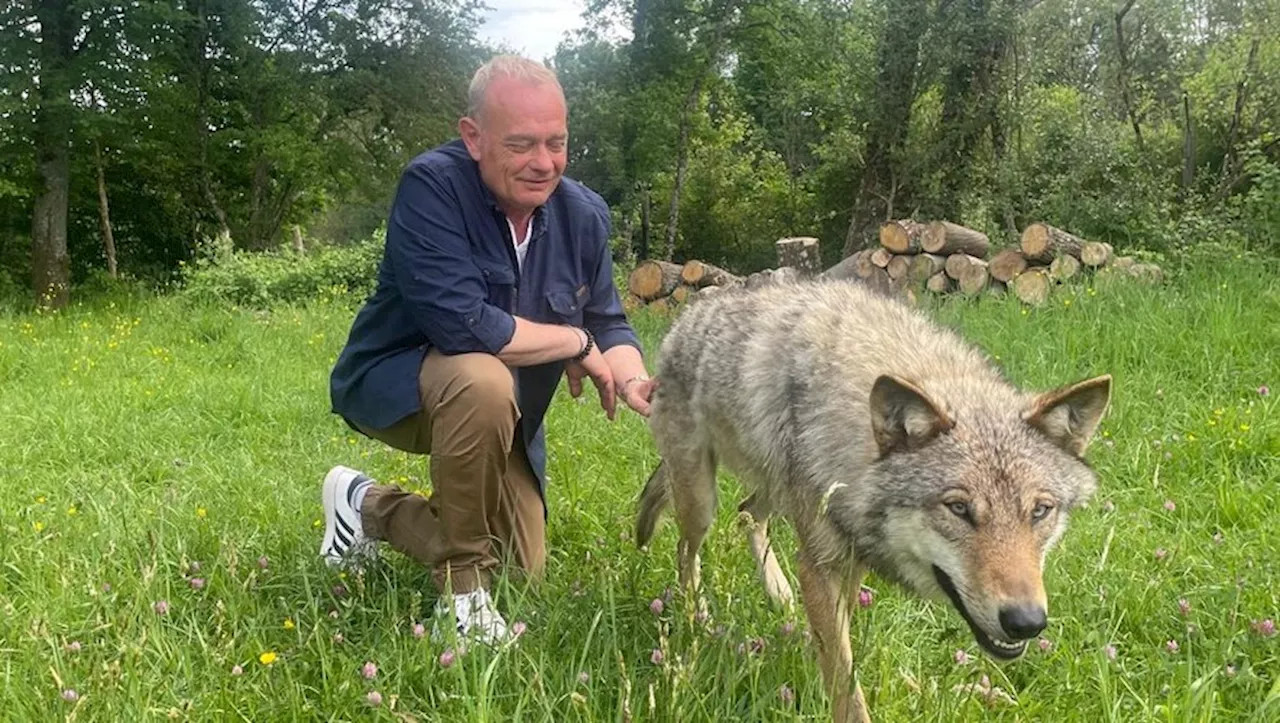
[566, 345, 616, 420]
[619, 375, 659, 417]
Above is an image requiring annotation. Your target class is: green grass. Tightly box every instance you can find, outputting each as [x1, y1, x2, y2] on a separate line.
[1, 257, 1277, 721]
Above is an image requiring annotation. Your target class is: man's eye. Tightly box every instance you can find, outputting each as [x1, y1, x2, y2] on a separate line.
[508, 142, 534, 153]
[548, 141, 565, 152]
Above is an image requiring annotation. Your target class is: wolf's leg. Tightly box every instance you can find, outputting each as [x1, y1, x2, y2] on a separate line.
[738, 494, 794, 608]
[665, 446, 717, 600]
[798, 555, 870, 723]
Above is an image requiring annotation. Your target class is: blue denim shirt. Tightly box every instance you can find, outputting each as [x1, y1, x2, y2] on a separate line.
[330, 140, 641, 490]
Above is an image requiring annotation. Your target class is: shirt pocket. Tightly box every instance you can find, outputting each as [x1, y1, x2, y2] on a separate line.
[545, 288, 585, 326]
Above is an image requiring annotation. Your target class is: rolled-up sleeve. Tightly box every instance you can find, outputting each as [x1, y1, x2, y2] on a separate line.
[386, 164, 516, 355]
[582, 207, 642, 353]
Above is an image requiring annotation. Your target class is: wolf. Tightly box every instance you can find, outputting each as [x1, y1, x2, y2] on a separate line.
[634, 278, 1111, 722]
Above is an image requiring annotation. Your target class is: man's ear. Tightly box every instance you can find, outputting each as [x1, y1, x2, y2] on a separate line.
[869, 375, 954, 457]
[458, 116, 483, 161]
[1023, 374, 1112, 457]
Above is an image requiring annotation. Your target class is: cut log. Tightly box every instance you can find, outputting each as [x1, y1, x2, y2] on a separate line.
[1049, 254, 1081, 282]
[1112, 256, 1137, 272]
[945, 253, 986, 281]
[776, 237, 823, 276]
[909, 253, 946, 283]
[680, 260, 740, 288]
[864, 267, 894, 297]
[886, 254, 912, 281]
[647, 297, 674, 314]
[744, 266, 803, 290]
[1128, 262, 1164, 284]
[989, 249, 1028, 283]
[1012, 269, 1051, 306]
[819, 250, 866, 282]
[670, 285, 692, 304]
[629, 260, 684, 300]
[870, 247, 894, 268]
[879, 219, 928, 254]
[926, 272, 952, 294]
[958, 263, 990, 296]
[1020, 223, 1086, 263]
[1080, 242, 1114, 267]
[922, 221, 990, 257]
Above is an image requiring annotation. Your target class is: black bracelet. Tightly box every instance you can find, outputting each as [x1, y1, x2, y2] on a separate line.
[571, 328, 594, 362]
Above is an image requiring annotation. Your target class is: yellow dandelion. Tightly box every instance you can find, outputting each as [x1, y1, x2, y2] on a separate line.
[66, 506, 78, 516]
[312, 518, 322, 528]
[259, 651, 278, 665]
[1239, 423, 1250, 432]
[36, 495, 47, 504]
[283, 618, 295, 630]
[33, 521, 45, 532]
[1186, 433, 1197, 442]
[197, 507, 207, 519]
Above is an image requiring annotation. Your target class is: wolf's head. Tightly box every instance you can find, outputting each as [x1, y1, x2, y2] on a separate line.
[850, 373, 1111, 660]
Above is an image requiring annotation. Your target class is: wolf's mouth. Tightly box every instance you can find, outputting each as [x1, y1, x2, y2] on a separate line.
[932, 565, 1028, 660]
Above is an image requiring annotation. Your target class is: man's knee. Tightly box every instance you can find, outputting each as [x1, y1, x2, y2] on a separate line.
[425, 352, 520, 429]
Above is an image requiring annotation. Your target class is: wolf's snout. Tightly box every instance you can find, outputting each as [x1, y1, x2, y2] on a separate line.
[998, 604, 1047, 640]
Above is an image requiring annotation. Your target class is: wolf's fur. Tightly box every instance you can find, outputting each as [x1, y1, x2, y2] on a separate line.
[636, 278, 1111, 722]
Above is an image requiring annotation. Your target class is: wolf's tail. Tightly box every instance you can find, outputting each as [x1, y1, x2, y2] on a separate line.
[635, 460, 670, 548]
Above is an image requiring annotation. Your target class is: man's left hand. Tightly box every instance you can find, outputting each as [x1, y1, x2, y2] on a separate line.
[619, 375, 659, 417]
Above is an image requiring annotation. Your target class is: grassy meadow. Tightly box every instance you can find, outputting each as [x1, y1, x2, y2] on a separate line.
[1, 255, 1277, 721]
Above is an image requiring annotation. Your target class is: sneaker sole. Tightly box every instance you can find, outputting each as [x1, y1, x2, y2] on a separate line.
[320, 465, 361, 565]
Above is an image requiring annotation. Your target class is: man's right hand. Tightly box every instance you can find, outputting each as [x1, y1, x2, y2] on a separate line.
[566, 344, 616, 420]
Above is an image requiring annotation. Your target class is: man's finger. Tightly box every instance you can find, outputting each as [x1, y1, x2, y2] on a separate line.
[569, 375, 582, 397]
[596, 376, 616, 421]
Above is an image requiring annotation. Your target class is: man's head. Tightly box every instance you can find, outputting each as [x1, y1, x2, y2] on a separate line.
[460, 56, 568, 219]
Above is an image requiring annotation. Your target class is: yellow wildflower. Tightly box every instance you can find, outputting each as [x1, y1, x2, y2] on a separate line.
[197, 508, 207, 519]
[36, 496, 47, 505]
[34, 521, 45, 533]
[283, 618, 295, 630]
[259, 651, 278, 665]
[66, 506, 78, 516]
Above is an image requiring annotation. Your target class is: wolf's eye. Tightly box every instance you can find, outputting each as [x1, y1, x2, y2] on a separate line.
[947, 501, 970, 519]
[1031, 503, 1054, 522]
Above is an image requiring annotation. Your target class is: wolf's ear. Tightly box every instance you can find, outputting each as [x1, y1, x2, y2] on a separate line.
[1024, 374, 1112, 457]
[869, 375, 954, 457]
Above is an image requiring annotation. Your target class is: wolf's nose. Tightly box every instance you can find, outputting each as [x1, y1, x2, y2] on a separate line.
[998, 605, 1047, 639]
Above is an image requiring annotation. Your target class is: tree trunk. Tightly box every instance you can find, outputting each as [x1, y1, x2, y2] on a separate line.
[31, 0, 78, 308]
[958, 263, 990, 296]
[1114, 0, 1144, 151]
[841, 0, 929, 257]
[637, 184, 651, 260]
[1217, 38, 1260, 198]
[94, 139, 118, 278]
[926, 272, 952, 294]
[291, 225, 305, 254]
[945, 253, 986, 281]
[910, 253, 947, 283]
[1181, 92, 1194, 194]
[1080, 241, 1114, 267]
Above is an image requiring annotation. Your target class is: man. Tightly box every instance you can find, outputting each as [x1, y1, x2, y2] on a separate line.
[320, 56, 657, 644]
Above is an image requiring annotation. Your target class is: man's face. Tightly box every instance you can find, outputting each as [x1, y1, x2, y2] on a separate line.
[460, 77, 568, 217]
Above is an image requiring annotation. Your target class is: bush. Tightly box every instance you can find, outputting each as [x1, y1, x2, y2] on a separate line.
[181, 228, 385, 308]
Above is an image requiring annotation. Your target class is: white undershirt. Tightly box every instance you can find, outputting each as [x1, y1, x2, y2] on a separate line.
[506, 218, 532, 273]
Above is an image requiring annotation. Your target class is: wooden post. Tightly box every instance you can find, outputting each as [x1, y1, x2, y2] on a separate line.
[776, 237, 822, 276]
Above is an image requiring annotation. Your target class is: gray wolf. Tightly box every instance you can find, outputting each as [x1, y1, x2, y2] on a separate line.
[635, 278, 1111, 722]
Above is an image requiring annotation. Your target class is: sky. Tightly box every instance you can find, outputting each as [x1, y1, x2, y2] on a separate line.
[475, 0, 604, 62]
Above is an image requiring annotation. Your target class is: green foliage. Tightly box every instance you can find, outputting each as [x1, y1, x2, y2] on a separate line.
[180, 230, 385, 308]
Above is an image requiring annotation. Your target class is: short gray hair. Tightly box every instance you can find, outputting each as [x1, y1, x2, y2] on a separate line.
[466, 55, 564, 121]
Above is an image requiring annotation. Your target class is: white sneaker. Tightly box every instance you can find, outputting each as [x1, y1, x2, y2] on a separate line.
[432, 588, 510, 646]
[320, 465, 374, 567]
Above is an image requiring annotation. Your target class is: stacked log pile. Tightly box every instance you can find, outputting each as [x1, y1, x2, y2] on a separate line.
[849, 219, 1164, 305]
[625, 223, 1162, 313]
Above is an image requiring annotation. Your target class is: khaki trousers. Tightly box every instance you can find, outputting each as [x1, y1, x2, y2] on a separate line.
[354, 350, 546, 594]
